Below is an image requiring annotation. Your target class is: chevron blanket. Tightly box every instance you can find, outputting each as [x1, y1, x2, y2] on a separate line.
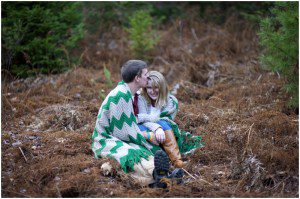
[92, 81, 159, 173]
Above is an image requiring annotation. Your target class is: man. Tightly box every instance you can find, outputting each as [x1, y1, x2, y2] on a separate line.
[92, 60, 174, 187]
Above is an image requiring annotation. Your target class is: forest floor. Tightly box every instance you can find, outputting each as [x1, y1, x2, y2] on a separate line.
[1, 15, 298, 197]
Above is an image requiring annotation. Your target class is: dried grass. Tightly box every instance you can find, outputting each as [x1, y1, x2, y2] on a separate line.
[1, 15, 298, 198]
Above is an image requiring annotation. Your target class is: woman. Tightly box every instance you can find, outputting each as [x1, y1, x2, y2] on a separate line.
[135, 71, 193, 168]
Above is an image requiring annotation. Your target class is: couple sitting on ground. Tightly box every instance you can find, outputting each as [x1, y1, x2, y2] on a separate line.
[91, 60, 204, 188]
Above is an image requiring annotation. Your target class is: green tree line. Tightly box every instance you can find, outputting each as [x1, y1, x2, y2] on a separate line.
[1, 2, 298, 108]
[1, 1, 271, 77]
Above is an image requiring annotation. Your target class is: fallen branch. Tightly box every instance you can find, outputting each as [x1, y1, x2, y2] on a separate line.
[191, 28, 199, 42]
[2, 189, 32, 197]
[256, 74, 262, 84]
[182, 80, 214, 91]
[19, 147, 28, 162]
[3, 95, 15, 111]
[153, 56, 171, 66]
[209, 96, 226, 102]
[182, 168, 196, 180]
[209, 106, 225, 115]
[55, 183, 62, 197]
[182, 168, 213, 186]
[234, 176, 246, 193]
[216, 73, 245, 80]
[276, 71, 280, 79]
[242, 123, 255, 157]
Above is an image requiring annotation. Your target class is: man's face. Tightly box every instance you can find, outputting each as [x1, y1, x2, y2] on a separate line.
[137, 68, 149, 88]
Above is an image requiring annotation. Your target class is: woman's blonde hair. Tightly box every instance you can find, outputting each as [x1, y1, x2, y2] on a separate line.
[142, 71, 169, 109]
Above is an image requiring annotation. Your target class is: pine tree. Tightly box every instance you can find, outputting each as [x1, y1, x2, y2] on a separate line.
[258, 1, 299, 108]
[2, 2, 84, 77]
[126, 10, 160, 60]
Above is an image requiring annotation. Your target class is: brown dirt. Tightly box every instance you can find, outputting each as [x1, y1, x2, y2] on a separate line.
[1, 15, 298, 197]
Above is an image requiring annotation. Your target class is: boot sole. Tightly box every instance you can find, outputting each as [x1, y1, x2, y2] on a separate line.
[154, 150, 170, 172]
[151, 150, 170, 188]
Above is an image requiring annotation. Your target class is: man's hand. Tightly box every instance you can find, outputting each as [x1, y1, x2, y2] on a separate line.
[155, 128, 165, 143]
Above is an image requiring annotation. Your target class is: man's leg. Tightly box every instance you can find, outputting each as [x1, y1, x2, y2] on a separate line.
[128, 150, 182, 188]
[129, 156, 155, 186]
[128, 150, 171, 187]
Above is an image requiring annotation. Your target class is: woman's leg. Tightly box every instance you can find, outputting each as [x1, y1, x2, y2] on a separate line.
[156, 120, 172, 131]
[156, 120, 184, 168]
[138, 124, 148, 132]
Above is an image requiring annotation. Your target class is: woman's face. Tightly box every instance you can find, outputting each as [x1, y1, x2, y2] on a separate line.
[146, 80, 159, 100]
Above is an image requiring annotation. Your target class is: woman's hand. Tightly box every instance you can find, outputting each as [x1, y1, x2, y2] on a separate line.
[155, 128, 165, 143]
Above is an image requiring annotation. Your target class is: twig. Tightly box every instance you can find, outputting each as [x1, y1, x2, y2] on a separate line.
[234, 176, 246, 193]
[179, 48, 194, 62]
[280, 182, 285, 194]
[3, 95, 14, 111]
[24, 87, 32, 100]
[57, 93, 72, 100]
[254, 103, 275, 110]
[242, 123, 254, 157]
[19, 147, 28, 162]
[153, 56, 171, 65]
[209, 96, 226, 102]
[182, 168, 196, 180]
[182, 168, 213, 186]
[209, 106, 225, 115]
[2, 189, 32, 197]
[256, 74, 262, 84]
[191, 28, 199, 42]
[198, 178, 213, 186]
[182, 80, 214, 91]
[216, 73, 245, 80]
[61, 45, 71, 68]
[178, 20, 183, 46]
[55, 183, 62, 197]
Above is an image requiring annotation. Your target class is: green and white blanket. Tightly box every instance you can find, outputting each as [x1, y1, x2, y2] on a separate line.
[92, 81, 204, 173]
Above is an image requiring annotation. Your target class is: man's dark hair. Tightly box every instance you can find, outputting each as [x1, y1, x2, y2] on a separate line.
[121, 60, 148, 83]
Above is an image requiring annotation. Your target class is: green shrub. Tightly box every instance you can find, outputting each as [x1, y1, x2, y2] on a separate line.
[103, 65, 113, 88]
[258, 1, 299, 108]
[126, 10, 160, 60]
[2, 2, 84, 77]
[83, 2, 185, 35]
[83, 2, 120, 34]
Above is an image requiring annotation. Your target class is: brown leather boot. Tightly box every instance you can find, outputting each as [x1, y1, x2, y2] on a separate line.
[162, 130, 184, 168]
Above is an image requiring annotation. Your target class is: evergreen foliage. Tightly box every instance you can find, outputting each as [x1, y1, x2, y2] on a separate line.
[258, 2, 299, 108]
[103, 66, 113, 88]
[126, 10, 160, 60]
[83, 2, 120, 34]
[1, 2, 84, 77]
[83, 1, 182, 34]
